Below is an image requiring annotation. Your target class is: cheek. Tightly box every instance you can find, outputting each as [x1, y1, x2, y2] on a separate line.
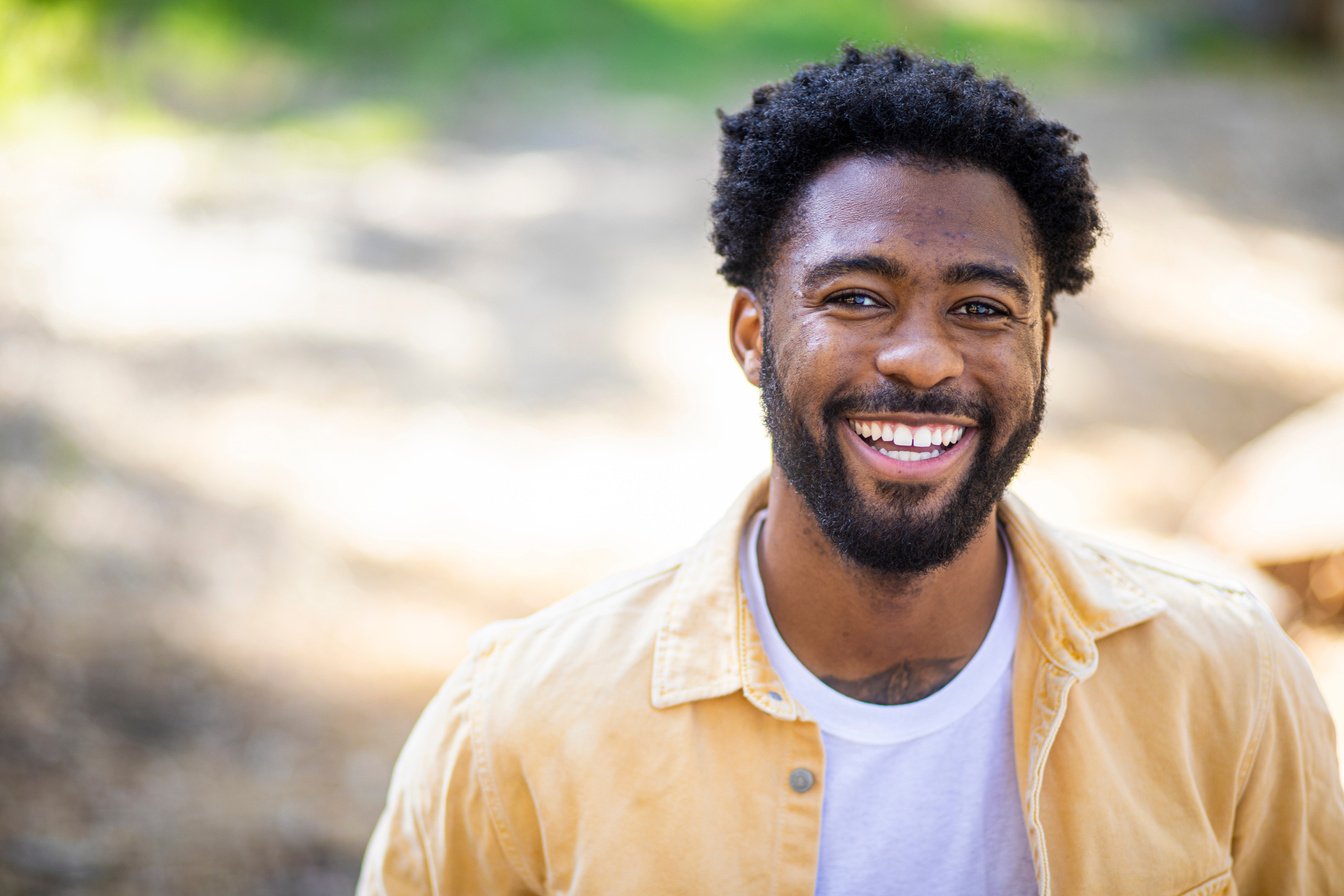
[970, 334, 1044, 407]
[799, 325, 838, 362]
[776, 320, 856, 393]
[1002, 334, 1047, 402]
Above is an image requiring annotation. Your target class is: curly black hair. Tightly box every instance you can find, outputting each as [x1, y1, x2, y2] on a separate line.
[711, 45, 1102, 311]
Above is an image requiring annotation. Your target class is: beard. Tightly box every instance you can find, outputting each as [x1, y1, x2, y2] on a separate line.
[759, 329, 1045, 575]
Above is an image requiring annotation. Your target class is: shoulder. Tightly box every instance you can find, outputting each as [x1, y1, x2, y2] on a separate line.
[1003, 492, 1280, 661]
[1009, 503, 1295, 723]
[1070, 531, 1274, 643]
[1044, 531, 1342, 804]
[469, 553, 685, 682]
[1012, 523, 1344, 888]
[451, 552, 693, 756]
[1061, 530, 1293, 699]
[1057, 531, 1324, 759]
[360, 555, 693, 894]
[405, 553, 688, 750]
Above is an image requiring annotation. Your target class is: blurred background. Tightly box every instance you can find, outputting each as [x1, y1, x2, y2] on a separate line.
[2, 0, 1343, 892]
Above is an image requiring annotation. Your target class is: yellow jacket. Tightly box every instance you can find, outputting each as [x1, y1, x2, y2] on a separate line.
[359, 477, 1344, 895]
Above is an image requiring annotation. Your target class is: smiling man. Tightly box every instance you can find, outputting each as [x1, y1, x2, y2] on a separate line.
[360, 47, 1344, 895]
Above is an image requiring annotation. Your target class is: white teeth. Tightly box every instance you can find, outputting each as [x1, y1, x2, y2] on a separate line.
[878, 447, 940, 461]
[849, 420, 968, 449]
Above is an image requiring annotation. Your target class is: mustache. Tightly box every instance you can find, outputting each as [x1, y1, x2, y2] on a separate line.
[823, 384, 990, 425]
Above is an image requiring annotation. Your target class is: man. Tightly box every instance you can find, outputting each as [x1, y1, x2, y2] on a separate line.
[360, 47, 1344, 894]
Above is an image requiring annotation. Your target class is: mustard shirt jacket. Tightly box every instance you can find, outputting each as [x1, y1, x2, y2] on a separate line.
[359, 476, 1344, 896]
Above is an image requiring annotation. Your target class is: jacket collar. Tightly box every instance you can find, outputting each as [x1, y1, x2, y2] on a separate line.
[997, 493, 1164, 677]
[650, 476, 781, 713]
[650, 475, 1165, 710]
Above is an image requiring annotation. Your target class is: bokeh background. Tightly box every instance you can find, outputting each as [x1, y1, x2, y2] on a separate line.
[2, 0, 1343, 892]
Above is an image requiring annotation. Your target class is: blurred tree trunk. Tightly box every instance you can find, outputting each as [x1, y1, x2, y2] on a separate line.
[1295, 0, 1340, 48]
[1198, 0, 1341, 50]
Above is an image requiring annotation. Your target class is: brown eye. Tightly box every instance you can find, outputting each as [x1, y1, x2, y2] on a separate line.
[953, 300, 1006, 318]
[829, 292, 880, 307]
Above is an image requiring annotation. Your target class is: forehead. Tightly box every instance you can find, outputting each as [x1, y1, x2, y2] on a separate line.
[778, 156, 1043, 297]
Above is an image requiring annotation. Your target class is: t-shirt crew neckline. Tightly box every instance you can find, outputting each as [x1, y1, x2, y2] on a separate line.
[741, 510, 1021, 746]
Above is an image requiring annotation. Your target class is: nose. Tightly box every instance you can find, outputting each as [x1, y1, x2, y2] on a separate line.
[873, 315, 965, 390]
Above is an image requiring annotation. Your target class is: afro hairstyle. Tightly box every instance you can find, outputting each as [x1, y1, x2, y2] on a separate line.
[710, 45, 1102, 312]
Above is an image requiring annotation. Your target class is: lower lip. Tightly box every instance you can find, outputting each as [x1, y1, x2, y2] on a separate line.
[839, 423, 976, 482]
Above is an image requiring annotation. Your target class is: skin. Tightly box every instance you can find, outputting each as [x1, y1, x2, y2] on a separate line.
[729, 156, 1053, 704]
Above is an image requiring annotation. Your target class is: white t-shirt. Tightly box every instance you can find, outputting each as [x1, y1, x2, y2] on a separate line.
[740, 511, 1037, 896]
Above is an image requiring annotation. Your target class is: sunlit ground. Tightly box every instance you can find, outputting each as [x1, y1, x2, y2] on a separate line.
[2, 69, 1343, 892]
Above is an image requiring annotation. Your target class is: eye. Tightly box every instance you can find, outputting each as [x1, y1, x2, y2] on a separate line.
[952, 299, 1008, 318]
[827, 292, 881, 308]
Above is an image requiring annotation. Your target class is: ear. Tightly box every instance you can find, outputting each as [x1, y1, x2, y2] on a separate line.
[729, 287, 764, 387]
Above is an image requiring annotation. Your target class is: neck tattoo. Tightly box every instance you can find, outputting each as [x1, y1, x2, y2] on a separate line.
[820, 654, 972, 705]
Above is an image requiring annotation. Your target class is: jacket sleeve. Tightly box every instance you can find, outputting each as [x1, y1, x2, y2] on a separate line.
[357, 647, 539, 896]
[1229, 618, 1344, 894]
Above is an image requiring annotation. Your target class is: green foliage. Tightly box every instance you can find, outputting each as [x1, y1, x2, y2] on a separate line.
[0, 0, 1299, 131]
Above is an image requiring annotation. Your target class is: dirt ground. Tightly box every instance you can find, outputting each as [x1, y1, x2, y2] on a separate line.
[2, 69, 1343, 894]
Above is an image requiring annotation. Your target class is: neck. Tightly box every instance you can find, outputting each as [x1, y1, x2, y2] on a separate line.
[757, 467, 1007, 704]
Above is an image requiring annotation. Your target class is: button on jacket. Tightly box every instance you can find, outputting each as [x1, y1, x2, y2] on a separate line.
[359, 477, 1344, 895]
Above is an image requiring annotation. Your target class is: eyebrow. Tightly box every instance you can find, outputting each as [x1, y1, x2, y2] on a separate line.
[942, 262, 1032, 303]
[800, 254, 1032, 304]
[800, 254, 908, 294]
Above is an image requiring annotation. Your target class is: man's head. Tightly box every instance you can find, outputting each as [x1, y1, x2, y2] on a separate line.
[718, 47, 1101, 576]
[712, 45, 1100, 315]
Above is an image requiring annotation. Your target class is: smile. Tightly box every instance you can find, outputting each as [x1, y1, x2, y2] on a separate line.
[846, 419, 967, 462]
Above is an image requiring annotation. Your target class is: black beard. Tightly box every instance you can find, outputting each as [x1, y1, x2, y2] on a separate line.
[759, 330, 1045, 575]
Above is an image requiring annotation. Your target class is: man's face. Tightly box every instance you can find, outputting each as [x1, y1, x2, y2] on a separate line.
[748, 155, 1052, 574]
